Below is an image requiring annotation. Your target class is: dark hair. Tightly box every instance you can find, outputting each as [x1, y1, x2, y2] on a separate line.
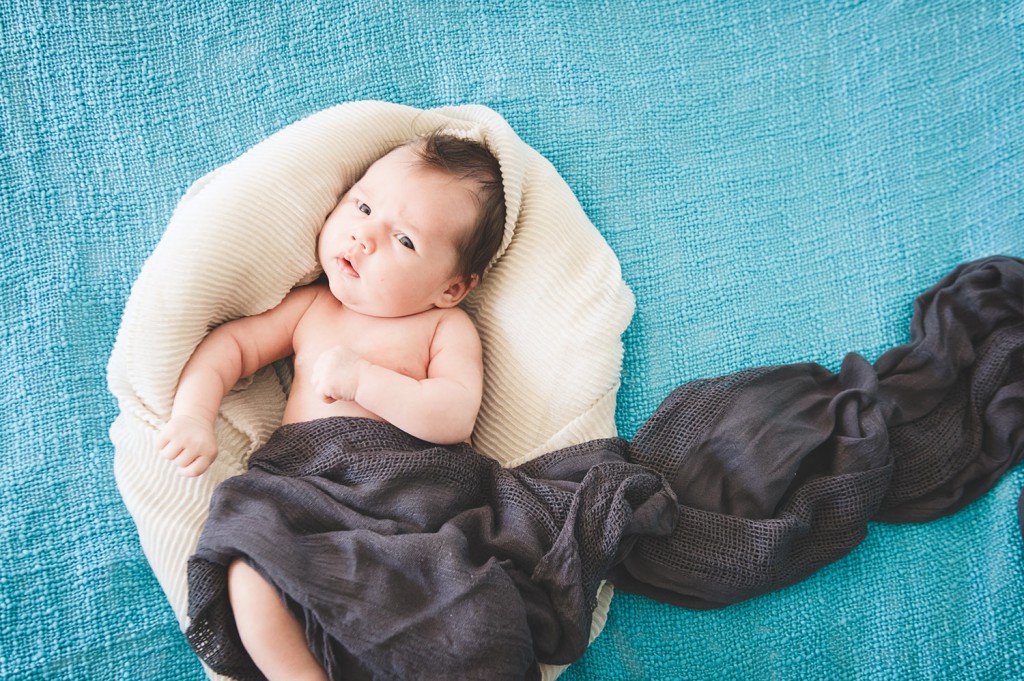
[411, 131, 506, 283]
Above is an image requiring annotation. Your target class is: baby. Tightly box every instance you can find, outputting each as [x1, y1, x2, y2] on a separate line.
[158, 131, 505, 680]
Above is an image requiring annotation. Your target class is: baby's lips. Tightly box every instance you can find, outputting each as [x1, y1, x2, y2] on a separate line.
[338, 256, 360, 278]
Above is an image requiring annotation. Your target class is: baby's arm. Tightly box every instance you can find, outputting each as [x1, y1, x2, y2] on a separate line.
[158, 286, 318, 476]
[314, 309, 484, 444]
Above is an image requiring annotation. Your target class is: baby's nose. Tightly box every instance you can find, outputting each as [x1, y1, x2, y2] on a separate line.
[351, 231, 376, 253]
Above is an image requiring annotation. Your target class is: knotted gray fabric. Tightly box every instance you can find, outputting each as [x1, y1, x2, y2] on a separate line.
[617, 255, 1024, 607]
[186, 256, 1024, 679]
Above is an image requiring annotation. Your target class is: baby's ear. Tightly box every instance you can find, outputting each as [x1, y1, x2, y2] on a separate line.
[436, 274, 478, 308]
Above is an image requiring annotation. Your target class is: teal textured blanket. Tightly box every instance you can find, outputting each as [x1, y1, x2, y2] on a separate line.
[3, 2, 1022, 679]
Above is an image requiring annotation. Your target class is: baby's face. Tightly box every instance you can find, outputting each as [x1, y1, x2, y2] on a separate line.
[318, 145, 481, 317]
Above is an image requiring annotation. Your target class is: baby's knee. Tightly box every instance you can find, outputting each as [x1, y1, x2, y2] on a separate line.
[227, 559, 275, 604]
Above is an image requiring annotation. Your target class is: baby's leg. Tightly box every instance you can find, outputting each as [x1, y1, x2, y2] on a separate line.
[227, 559, 328, 681]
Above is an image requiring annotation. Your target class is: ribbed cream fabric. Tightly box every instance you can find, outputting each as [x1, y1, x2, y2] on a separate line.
[107, 101, 634, 680]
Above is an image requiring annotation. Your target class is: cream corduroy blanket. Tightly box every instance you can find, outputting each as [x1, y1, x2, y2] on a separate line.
[107, 101, 634, 680]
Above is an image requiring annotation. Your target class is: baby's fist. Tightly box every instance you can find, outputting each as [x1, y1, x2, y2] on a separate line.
[158, 415, 217, 477]
[313, 345, 368, 403]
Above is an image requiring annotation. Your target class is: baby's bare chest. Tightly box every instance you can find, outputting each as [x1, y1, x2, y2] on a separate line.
[293, 303, 438, 380]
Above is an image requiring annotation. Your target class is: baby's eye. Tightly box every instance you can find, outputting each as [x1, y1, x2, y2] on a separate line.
[397, 235, 415, 250]
[357, 201, 371, 215]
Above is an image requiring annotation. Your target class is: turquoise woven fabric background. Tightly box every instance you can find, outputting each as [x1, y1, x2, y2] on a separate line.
[3, 2, 1022, 679]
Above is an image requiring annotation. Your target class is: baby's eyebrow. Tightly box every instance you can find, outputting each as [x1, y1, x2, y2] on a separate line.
[357, 186, 387, 210]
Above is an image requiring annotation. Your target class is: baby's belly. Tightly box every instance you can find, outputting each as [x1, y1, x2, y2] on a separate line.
[281, 393, 382, 426]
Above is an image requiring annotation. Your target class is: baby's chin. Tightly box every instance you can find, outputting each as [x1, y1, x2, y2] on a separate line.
[330, 289, 435, 319]
[323, 274, 444, 318]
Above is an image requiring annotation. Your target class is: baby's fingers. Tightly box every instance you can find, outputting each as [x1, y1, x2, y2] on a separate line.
[158, 436, 184, 461]
[162, 444, 194, 467]
[179, 454, 212, 477]
[312, 372, 338, 404]
[164, 447, 206, 477]
[158, 435, 201, 474]
[320, 388, 338, 404]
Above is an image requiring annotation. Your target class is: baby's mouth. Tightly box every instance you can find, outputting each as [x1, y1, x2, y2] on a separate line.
[339, 257, 359, 278]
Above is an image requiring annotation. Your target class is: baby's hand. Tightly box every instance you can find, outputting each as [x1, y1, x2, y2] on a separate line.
[313, 345, 369, 403]
[158, 415, 218, 477]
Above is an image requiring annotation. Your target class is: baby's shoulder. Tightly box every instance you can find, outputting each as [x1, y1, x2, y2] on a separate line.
[432, 304, 476, 329]
[282, 281, 329, 305]
[285, 282, 337, 329]
[429, 305, 481, 350]
[292, 282, 341, 314]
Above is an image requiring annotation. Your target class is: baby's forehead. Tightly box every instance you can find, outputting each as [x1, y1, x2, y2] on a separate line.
[356, 148, 483, 199]
[366, 143, 421, 173]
